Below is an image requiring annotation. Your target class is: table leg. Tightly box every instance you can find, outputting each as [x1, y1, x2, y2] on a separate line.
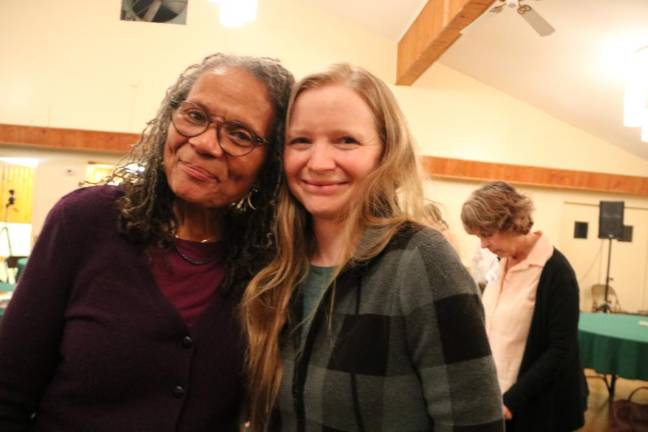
[603, 374, 617, 399]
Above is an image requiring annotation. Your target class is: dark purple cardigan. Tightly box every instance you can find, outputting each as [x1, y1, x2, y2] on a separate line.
[0, 186, 244, 431]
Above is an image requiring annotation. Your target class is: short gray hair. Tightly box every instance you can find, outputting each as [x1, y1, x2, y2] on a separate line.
[461, 181, 534, 236]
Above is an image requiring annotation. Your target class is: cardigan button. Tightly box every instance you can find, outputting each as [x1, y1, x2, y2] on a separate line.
[172, 385, 186, 399]
[182, 335, 193, 349]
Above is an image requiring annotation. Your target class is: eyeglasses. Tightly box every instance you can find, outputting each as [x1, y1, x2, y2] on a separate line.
[169, 100, 269, 157]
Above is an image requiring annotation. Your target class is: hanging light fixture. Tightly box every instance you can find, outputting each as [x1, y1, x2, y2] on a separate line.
[623, 46, 648, 143]
[208, 0, 258, 28]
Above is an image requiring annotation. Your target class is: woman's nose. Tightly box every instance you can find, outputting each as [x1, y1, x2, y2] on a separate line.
[307, 142, 336, 171]
[189, 127, 225, 158]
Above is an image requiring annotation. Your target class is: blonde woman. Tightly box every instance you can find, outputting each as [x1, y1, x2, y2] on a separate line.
[243, 64, 503, 432]
[422, 201, 461, 253]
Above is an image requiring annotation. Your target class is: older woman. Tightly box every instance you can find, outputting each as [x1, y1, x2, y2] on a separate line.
[242, 64, 503, 432]
[0, 53, 293, 431]
[461, 181, 587, 432]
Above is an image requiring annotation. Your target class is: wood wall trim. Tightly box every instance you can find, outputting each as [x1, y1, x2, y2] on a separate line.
[3, 124, 647, 197]
[422, 156, 648, 196]
[0, 124, 138, 154]
[397, 0, 495, 85]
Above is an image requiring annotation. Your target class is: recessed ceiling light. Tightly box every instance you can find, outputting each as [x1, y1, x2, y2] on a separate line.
[208, 0, 258, 28]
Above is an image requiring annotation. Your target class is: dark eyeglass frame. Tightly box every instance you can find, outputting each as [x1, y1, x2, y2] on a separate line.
[169, 99, 269, 157]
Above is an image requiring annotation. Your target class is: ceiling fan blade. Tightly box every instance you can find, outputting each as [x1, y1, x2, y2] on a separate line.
[142, 0, 163, 22]
[517, 4, 555, 36]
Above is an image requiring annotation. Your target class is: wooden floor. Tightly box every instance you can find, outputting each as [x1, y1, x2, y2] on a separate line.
[578, 370, 648, 431]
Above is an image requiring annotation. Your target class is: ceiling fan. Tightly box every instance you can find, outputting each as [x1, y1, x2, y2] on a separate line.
[121, 0, 188, 24]
[490, 0, 555, 37]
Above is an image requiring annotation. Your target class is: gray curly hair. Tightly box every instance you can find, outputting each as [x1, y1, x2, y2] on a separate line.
[108, 53, 294, 293]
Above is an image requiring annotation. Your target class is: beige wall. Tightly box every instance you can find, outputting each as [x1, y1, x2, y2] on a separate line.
[0, 0, 395, 134]
[396, 62, 648, 176]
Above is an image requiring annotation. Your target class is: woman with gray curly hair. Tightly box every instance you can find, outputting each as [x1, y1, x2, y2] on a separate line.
[0, 53, 294, 431]
[462, 181, 587, 432]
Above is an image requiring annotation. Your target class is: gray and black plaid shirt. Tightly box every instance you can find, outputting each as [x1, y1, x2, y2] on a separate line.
[274, 224, 505, 432]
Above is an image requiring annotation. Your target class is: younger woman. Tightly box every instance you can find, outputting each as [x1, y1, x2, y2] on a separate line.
[243, 64, 504, 432]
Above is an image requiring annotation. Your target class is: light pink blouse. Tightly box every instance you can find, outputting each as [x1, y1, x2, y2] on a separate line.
[482, 232, 554, 393]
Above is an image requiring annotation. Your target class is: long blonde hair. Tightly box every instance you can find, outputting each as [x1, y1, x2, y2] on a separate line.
[241, 63, 425, 430]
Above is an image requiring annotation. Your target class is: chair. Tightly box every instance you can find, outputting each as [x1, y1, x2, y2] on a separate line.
[591, 283, 622, 313]
[15, 257, 27, 282]
[2, 256, 27, 284]
[0, 282, 15, 319]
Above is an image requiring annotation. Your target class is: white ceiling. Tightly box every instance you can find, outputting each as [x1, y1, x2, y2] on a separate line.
[305, 0, 428, 41]
[309, 0, 648, 162]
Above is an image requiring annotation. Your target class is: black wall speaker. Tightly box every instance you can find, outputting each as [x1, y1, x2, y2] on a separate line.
[598, 201, 625, 239]
[574, 221, 588, 239]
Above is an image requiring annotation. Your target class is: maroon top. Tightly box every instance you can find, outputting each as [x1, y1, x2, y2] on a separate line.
[0, 186, 244, 431]
[150, 239, 225, 327]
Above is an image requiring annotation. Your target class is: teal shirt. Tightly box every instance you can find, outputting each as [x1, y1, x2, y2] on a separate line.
[301, 265, 334, 342]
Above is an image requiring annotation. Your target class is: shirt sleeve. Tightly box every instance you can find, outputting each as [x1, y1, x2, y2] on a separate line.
[0, 194, 83, 430]
[502, 256, 580, 414]
[400, 229, 505, 431]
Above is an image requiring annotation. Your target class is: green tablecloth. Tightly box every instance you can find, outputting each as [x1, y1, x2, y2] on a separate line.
[579, 312, 648, 380]
[0, 282, 14, 292]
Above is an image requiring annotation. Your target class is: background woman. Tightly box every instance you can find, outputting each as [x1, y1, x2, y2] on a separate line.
[243, 64, 503, 432]
[422, 201, 461, 252]
[461, 181, 587, 432]
[0, 53, 293, 431]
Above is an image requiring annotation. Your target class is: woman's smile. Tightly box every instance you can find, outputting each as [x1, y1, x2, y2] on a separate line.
[300, 179, 348, 194]
[180, 160, 220, 183]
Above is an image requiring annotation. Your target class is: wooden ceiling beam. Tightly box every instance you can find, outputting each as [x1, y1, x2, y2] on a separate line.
[397, 0, 496, 85]
[0, 124, 137, 155]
